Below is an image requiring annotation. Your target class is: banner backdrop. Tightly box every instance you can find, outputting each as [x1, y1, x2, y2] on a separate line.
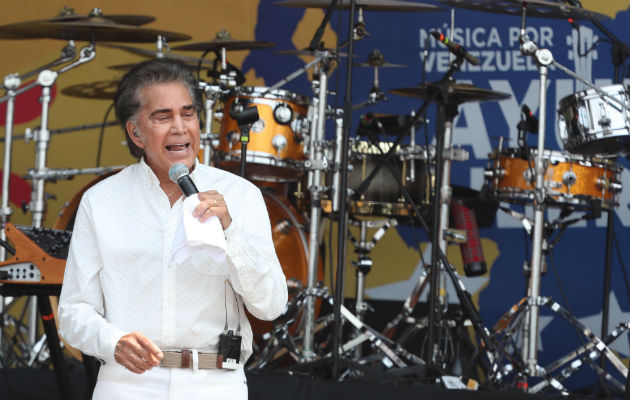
[1, 0, 629, 385]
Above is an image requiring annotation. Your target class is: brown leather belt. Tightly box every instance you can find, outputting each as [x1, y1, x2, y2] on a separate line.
[160, 350, 224, 369]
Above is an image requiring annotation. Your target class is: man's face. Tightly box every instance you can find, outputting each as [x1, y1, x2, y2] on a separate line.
[127, 82, 200, 182]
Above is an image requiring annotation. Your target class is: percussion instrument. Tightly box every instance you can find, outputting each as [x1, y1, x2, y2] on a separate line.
[216, 87, 311, 182]
[557, 84, 630, 156]
[323, 140, 432, 218]
[485, 147, 622, 210]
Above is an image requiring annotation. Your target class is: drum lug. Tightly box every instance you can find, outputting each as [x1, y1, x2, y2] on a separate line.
[597, 177, 622, 193]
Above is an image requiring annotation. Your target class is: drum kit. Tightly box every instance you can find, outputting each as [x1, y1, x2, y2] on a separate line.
[0, 0, 627, 397]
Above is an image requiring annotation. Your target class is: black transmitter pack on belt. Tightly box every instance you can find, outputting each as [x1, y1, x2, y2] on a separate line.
[218, 330, 241, 369]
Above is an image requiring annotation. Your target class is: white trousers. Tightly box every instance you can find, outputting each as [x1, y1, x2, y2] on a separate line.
[92, 363, 248, 400]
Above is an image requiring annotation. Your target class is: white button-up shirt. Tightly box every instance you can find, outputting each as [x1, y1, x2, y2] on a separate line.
[58, 159, 288, 365]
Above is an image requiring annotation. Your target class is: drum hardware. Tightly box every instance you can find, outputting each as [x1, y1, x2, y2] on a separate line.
[352, 49, 404, 111]
[347, 217, 398, 358]
[22, 166, 126, 182]
[198, 81, 229, 165]
[492, 296, 629, 395]
[383, 49, 509, 377]
[3, 46, 94, 366]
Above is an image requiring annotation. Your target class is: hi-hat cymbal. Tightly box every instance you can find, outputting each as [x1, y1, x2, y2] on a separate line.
[0, 18, 191, 42]
[172, 39, 276, 52]
[438, 0, 610, 20]
[390, 82, 511, 103]
[61, 79, 119, 99]
[275, 0, 444, 12]
[103, 44, 214, 65]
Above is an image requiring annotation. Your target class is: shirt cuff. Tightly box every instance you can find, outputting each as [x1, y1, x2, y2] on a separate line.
[102, 328, 128, 365]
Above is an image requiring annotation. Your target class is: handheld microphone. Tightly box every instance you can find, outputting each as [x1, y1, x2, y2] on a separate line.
[520, 104, 539, 134]
[452, 200, 487, 277]
[169, 163, 199, 197]
[431, 31, 480, 66]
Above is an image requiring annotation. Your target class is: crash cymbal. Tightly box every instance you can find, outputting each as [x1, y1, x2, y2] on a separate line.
[61, 79, 119, 99]
[103, 44, 214, 65]
[390, 82, 511, 103]
[172, 39, 275, 52]
[275, 0, 444, 12]
[438, 0, 609, 20]
[50, 7, 155, 26]
[0, 19, 191, 42]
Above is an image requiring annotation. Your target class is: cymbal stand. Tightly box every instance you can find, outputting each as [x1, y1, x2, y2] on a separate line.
[21, 44, 95, 357]
[303, 51, 335, 361]
[0, 40, 77, 261]
[488, 214, 629, 394]
[0, 41, 80, 358]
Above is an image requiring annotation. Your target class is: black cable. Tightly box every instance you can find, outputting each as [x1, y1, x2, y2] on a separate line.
[95, 103, 114, 168]
[612, 226, 630, 307]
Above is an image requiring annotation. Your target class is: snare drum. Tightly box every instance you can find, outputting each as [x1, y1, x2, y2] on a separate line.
[216, 87, 310, 181]
[485, 147, 622, 209]
[558, 84, 630, 156]
[323, 140, 432, 218]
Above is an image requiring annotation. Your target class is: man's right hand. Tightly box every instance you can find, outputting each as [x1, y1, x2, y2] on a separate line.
[114, 331, 163, 374]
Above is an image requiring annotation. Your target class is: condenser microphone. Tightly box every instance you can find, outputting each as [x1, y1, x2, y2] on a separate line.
[452, 200, 487, 277]
[169, 163, 199, 197]
[431, 31, 480, 66]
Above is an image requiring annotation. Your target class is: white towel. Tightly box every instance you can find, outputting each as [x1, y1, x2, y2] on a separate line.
[171, 194, 227, 264]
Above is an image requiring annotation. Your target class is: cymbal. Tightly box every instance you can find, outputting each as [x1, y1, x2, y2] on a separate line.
[390, 82, 511, 103]
[172, 39, 275, 52]
[276, 47, 350, 58]
[103, 44, 214, 65]
[50, 13, 155, 26]
[355, 50, 405, 68]
[47, 7, 155, 26]
[61, 79, 119, 99]
[275, 0, 444, 12]
[0, 19, 191, 43]
[438, 0, 610, 20]
[355, 61, 405, 67]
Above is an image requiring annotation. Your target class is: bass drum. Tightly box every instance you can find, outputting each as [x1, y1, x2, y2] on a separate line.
[53, 172, 323, 339]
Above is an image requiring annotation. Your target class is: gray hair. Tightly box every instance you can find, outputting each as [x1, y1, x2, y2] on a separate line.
[113, 58, 199, 158]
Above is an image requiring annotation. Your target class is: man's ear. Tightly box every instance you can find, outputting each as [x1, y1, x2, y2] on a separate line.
[126, 121, 144, 148]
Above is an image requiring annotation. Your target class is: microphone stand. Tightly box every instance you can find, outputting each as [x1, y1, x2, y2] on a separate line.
[332, 0, 356, 377]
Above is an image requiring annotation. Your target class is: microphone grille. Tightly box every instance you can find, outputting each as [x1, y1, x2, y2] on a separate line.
[168, 163, 189, 183]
